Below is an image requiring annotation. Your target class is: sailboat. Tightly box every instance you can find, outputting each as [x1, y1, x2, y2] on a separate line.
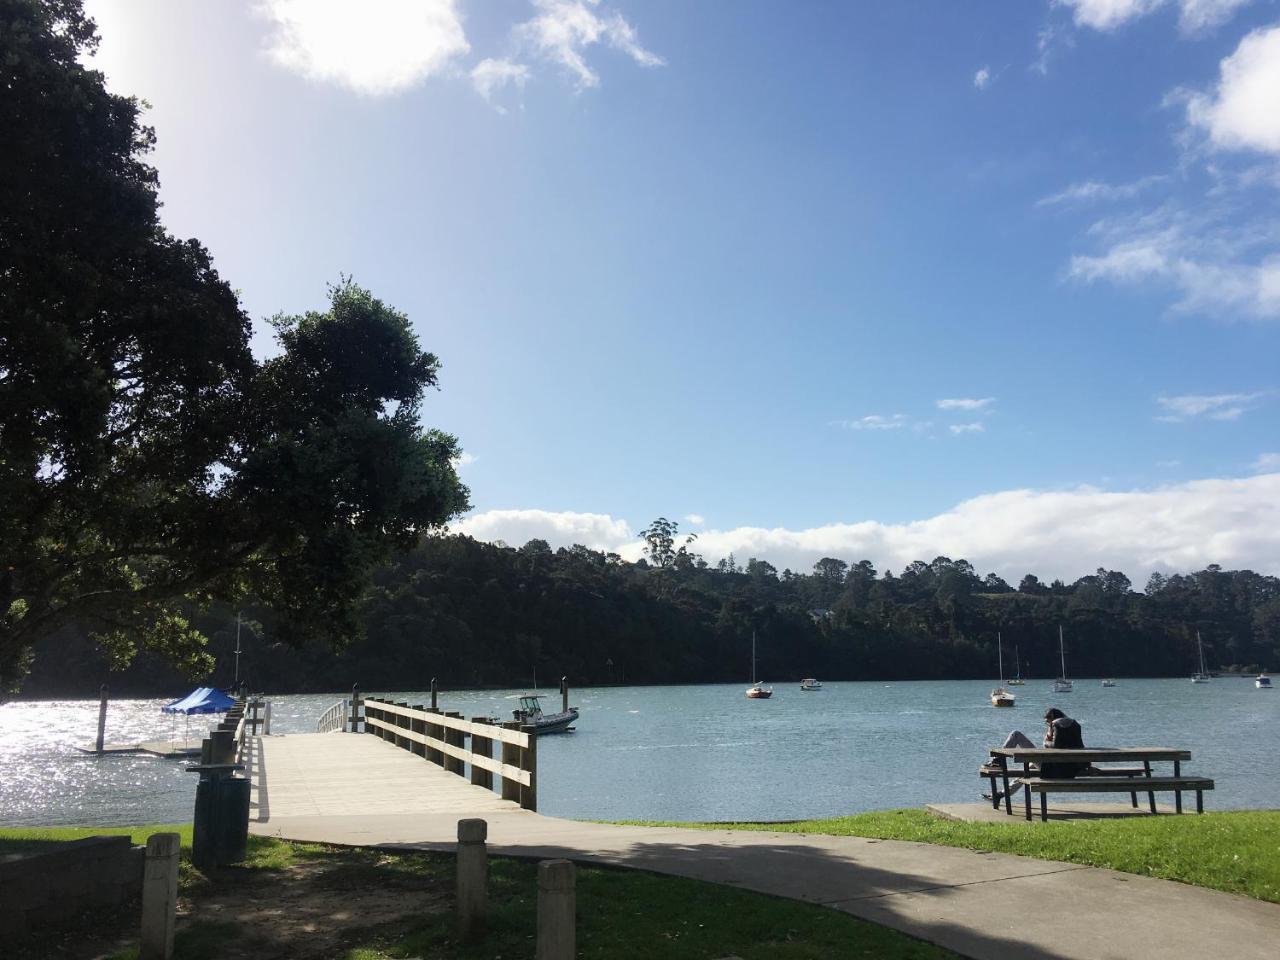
[745, 630, 772, 699]
[1007, 644, 1025, 686]
[1052, 625, 1073, 693]
[991, 632, 1016, 707]
[1190, 631, 1210, 683]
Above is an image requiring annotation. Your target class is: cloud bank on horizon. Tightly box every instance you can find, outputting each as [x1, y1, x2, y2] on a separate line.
[454, 472, 1280, 583]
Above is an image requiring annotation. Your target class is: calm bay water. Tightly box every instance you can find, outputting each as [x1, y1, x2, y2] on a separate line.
[1, 679, 1276, 827]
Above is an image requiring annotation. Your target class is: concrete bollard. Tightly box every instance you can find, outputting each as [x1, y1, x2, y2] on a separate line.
[455, 818, 488, 941]
[536, 859, 575, 960]
[140, 832, 180, 960]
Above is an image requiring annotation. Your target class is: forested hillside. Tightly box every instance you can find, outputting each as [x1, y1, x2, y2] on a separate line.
[20, 527, 1280, 696]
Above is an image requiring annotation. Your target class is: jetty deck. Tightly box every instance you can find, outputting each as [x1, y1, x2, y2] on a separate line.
[248, 731, 1280, 960]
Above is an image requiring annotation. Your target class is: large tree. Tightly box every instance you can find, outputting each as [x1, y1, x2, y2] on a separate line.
[0, 0, 468, 688]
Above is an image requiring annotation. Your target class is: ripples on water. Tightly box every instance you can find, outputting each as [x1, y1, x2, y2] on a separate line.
[1, 679, 1276, 826]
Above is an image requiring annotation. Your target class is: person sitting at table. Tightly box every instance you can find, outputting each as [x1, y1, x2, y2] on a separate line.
[986, 708, 1085, 802]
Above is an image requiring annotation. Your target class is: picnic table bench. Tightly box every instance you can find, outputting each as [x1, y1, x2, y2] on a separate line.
[983, 747, 1214, 822]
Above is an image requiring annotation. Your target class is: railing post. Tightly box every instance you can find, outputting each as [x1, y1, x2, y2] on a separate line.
[263, 699, 271, 735]
[411, 704, 427, 757]
[561, 676, 568, 715]
[456, 818, 488, 942]
[430, 677, 438, 711]
[520, 724, 538, 812]
[140, 832, 180, 960]
[445, 712, 466, 776]
[536, 860, 575, 960]
[470, 717, 493, 790]
[500, 721, 522, 804]
[96, 684, 108, 753]
[349, 685, 361, 733]
[426, 707, 443, 766]
[397, 701, 410, 751]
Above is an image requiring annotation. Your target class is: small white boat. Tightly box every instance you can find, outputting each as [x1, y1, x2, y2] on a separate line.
[745, 631, 772, 699]
[1052, 626, 1072, 693]
[1101, 679, 1117, 688]
[1257, 674, 1273, 690]
[512, 694, 578, 734]
[1190, 630, 1211, 683]
[799, 678, 822, 691]
[991, 633, 1015, 706]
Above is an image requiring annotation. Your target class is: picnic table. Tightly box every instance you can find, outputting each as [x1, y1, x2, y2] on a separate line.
[983, 747, 1213, 821]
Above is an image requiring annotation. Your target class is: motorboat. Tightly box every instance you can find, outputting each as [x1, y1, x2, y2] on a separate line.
[799, 678, 822, 691]
[1101, 678, 1117, 688]
[991, 632, 1015, 706]
[512, 694, 578, 734]
[745, 630, 772, 699]
[1052, 626, 1072, 693]
[1257, 674, 1273, 690]
[1190, 631, 1211, 683]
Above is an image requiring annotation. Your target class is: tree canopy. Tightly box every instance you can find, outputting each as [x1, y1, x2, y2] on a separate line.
[0, 0, 468, 688]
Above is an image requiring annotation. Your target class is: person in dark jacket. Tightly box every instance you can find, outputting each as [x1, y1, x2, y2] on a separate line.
[986, 708, 1085, 802]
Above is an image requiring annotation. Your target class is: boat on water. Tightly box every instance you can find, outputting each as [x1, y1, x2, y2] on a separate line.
[1006, 648, 1025, 687]
[799, 678, 822, 691]
[1191, 631, 1211, 683]
[1101, 678, 1117, 688]
[512, 694, 578, 734]
[1257, 674, 1273, 690]
[745, 630, 772, 699]
[991, 631, 1016, 707]
[1052, 625, 1073, 693]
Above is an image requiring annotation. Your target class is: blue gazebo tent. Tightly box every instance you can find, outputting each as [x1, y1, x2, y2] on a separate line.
[162, 687, 235, 715]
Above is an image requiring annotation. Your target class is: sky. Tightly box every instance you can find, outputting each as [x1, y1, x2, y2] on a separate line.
[81, 0, 1280, 583]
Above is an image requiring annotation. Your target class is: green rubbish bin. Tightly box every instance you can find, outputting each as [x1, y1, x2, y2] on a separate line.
[192, 774, 251, 869]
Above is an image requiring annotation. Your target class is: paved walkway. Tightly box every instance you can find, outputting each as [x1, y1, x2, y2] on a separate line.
[249, 734, 1280, 960]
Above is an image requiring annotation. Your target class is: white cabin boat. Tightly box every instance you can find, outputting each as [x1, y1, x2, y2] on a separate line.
[799, 678, 822, 691]
[1257, 674, 1273, 690]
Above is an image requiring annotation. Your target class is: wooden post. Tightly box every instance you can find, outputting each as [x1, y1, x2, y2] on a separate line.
[397, 702, 410, 751]
[426, 708, 443, 766]
[140, 832, 180, 960]
[411, 705, 427, 758]
[430, 677, 438, 711]
[456, 818, 488, 941]
[349, 685, 360, 733]
[536, 859, 575, 960]
[96, 684, 108, 753]
[470, 718, 493, 790]
[263, 700, 272, 735]
[445, 712, 465, 776]
[500, 722, 522, 803]
[560, 676, 568, 714]
[520, 724, 538, 812]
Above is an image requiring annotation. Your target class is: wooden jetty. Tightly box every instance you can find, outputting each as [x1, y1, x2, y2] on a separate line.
[73, 740, 202, 758]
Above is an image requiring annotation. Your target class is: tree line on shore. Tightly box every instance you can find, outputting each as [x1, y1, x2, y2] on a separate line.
[21, 524, 1280, 696]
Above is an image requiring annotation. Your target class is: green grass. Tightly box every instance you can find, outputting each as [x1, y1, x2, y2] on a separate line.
[2, 825, 959, 959]
[619, 809, 1280, 903]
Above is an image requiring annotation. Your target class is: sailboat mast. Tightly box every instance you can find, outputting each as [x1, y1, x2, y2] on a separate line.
[1197, 630, 1206, 674]
[998, 631, 1004, 683]
[1059, 625, 1066, 678]
[751, 629, 757, 684]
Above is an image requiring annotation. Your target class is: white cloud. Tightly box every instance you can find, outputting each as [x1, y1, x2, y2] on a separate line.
[1254, 452, 1280, 471]
[832, 414, 910, 431]
[684, 514, 706, 526]
[1155, 391, 1267, 421]
[452, 451, 477, 468]
[517, 0, 663, 89]
[1056, 0, 1250, 33]
[471, 58, 530, 109]
[259, 0, 469, 95]
[455, 473, 1280, 581]
[974, 66, 992, 90]
[1187, 25, 1280, 156]
[454, 508, 633, 551]
[949, 422, 985, 435]
[936, 397, 996, 412]
[1036, 176, 1167, 207]
[1156, 459, 1182, 468]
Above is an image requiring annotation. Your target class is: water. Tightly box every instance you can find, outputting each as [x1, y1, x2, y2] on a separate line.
[1, 679, 1276, 827]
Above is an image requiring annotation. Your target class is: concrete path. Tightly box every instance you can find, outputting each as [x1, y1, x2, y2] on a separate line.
[249, 734, 1280, 960]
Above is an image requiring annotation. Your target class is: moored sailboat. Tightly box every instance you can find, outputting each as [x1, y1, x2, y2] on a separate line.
[1190, 631, 1211, 683]
[1007, 645, 1025, 686]
[745, 630, 772, 699]
[1052, 625, 1073, 693]
[991, 631, 1016, 707]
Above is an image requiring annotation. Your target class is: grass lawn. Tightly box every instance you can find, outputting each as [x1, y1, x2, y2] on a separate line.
[0, 825, 958, 960]
[620, 809, 1280, 904]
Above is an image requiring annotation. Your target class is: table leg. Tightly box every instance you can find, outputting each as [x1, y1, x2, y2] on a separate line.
[1196, 791, 1203, 814]
[1003, 768, 1013, 816]
[1129, 790, 1138, 808]
[1143, 760, 1156, 814]
[1175, 791, 1183, 814]
[1040, 791, 1048, 822]
[989, 773, 999, 809]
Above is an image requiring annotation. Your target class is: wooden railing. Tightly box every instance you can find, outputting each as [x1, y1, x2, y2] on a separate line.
[361, 697, 538, 811]
[316, 699, 348, 733]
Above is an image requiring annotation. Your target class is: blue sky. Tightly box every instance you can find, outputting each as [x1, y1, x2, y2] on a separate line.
[84, 0, 1280, 580]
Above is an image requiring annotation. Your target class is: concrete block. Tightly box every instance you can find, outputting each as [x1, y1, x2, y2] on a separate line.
[456, 819, 488, 942]
[536, 859, 575, 960]
[140, 833, 180, 960]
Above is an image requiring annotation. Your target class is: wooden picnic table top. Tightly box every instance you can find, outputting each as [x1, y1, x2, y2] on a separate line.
[990, 747, 1192, 762]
